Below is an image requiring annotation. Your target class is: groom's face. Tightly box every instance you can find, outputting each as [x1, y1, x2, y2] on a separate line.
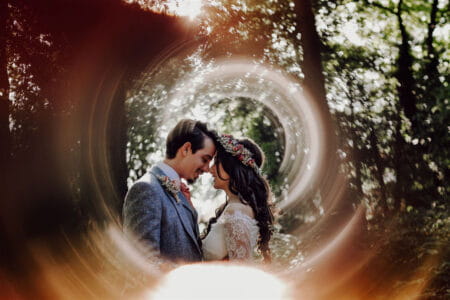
[181, 137, 216, 184]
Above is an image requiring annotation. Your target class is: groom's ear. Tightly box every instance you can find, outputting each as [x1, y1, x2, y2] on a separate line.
[179, 142, 192, 157]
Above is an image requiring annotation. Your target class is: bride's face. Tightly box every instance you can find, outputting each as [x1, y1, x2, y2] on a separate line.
[209, 160, 230, 191]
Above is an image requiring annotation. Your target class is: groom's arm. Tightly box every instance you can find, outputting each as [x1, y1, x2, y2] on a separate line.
[123, 182, 162, 254]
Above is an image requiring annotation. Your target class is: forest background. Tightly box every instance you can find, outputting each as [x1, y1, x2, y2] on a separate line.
[0, 0, 448, 298]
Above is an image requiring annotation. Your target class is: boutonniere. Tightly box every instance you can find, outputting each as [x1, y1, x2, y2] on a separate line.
[156, 175, 180, 203]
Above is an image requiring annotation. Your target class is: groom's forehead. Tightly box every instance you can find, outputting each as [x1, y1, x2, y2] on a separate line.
[201, 136, 216, 153]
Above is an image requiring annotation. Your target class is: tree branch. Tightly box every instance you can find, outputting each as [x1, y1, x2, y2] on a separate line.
[426, 0, 439, 59]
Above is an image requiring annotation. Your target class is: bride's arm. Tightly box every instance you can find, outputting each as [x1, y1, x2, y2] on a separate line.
[223, 212, 253, 261]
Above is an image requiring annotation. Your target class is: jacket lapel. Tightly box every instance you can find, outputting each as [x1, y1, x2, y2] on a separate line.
[178, 191, 201, 240]
[178, 191, 198, 220]
[149, 167, 201, 254]
[171, 196, 202, 253]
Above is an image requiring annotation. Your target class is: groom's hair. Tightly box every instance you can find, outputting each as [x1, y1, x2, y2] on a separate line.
[165, 119, 217, 159]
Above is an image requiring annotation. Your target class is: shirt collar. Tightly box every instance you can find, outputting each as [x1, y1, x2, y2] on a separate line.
[155, 161, 181, 188]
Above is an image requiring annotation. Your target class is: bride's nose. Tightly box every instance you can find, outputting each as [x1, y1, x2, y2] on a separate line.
[209, 164, 216, 174]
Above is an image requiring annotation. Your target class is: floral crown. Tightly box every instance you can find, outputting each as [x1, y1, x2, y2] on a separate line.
[217, 134, 261, 175]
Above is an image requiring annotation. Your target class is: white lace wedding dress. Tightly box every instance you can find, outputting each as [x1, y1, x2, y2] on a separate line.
[202, 203, 259, 261]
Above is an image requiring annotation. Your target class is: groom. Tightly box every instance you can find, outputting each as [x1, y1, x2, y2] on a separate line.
[123, 119, 216, 263]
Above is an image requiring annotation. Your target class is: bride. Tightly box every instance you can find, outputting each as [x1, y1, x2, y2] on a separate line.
[202, 134, 274, 262]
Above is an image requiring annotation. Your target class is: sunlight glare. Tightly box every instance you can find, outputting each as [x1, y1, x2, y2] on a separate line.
[149, 263, 291, 299]
[167, 0, 203, 20]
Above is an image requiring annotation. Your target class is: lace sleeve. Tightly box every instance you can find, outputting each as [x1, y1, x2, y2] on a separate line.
[223, 213, 253, 261]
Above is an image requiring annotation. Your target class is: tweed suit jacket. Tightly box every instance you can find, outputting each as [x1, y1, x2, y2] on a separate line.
[122, 165, 202, 262]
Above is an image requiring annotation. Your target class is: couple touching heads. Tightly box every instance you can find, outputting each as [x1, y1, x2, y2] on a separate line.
[122, 119, 274, 266]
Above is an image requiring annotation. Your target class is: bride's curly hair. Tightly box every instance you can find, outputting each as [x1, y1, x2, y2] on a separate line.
[204, 138, 274, 262]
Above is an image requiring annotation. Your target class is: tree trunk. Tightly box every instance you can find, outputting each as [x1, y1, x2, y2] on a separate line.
[294, 0, 329, 115]
[0, 0, 15, 282]
[0, 0, 11, 172]
[392, 107, 404, 210]
[395, 0, 418, 127]
[368, 127, 388, 211]
[349, 97, 364, 198]
[108, 79, 129, 218]
[294, 0, 337, 198]
[77, 4, 192, 224]
[425, 0, 439, 75]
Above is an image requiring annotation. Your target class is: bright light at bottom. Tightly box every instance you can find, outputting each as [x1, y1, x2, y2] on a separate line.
[148, 263, 291, 299]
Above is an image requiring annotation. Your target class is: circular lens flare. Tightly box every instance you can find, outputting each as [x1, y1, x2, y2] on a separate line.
[131, 56, 329, 213]
[4, 23, 443, 300]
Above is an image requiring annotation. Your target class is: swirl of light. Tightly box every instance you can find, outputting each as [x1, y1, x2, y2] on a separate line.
[132, 56, 328, 212]
[5, 21, 441, 300]
[126, 52, 369, 296]
[124, 48, 442, 299]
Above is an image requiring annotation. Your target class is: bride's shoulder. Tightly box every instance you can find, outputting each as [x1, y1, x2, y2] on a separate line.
[224, 202, 255, 219]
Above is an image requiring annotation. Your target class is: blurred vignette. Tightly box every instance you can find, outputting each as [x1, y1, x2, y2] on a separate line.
[1, 0, 448, 299]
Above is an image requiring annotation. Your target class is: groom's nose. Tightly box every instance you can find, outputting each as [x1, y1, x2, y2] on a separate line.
[201, 163, 210, 173]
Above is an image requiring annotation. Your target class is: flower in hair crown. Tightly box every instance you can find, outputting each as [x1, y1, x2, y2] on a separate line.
[156, 175, 180, 203]
[218, 134, 261, 175]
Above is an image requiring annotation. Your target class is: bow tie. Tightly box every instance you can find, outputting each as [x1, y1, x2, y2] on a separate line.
[180, 182, 193, 207]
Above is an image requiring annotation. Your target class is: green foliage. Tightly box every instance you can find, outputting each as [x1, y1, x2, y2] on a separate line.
[124, 0, 448, 295]
[126, 54, 195, 183]
[211, 97, 286, 196]
[201, 0, 302, 78]
[125, 3, 448, 284]
[315, 0, 449, 296]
